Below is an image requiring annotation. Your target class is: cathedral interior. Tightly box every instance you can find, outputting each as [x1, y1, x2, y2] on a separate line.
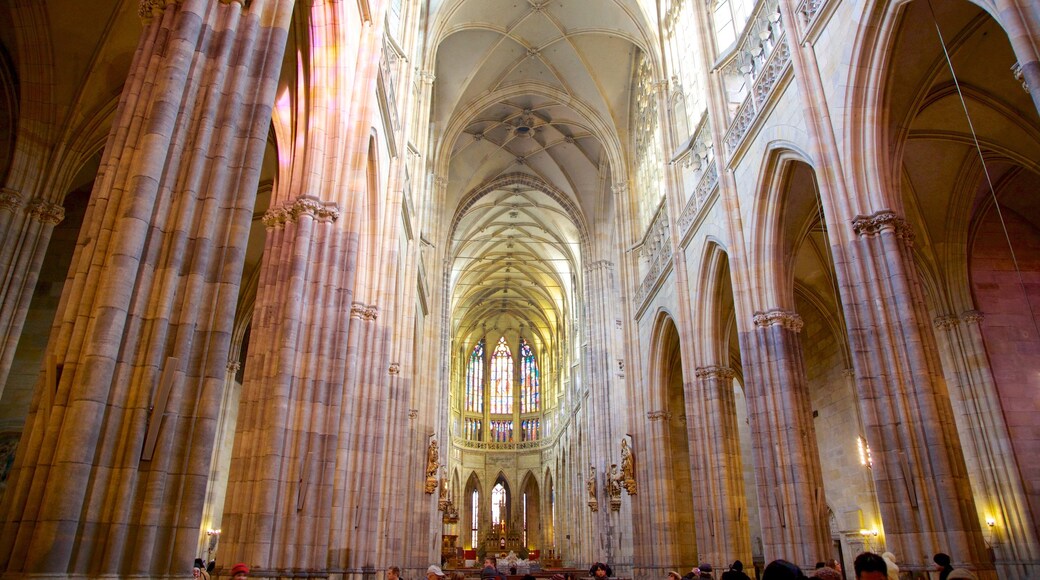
[0, 0, 1038, 578]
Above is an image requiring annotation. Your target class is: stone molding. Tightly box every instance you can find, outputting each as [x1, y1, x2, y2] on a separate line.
[752, 308, 804, 332]
[695, 365, 735, 380]
[646, 410, 672, 422]
[26, 198, 65, 225]
[933, 315, 960, 331]
[851, 209, 914, 243]
[262, 195, 340, 229]
[585, 260, 614, 273]
[962, 310, 985, 324]
[0, 189, 21, 212]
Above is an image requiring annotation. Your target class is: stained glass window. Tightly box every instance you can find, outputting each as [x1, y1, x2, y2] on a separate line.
[490, 337, 513, 414]
[491, 420, 513, 442]
[466, 339, 485, 412]
[491, 483, 507, 527]
[521, 419, 540, 441]
[471, 489, 479, 547]
[466, 418, 483, 441]
[520, 338, 540, 413]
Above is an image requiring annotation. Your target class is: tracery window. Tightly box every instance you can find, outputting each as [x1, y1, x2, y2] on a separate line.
[632, 52, 664, 233]
[466, 339, 485, 412]
[519, 338, 540, 413]
[490, 337, 513, 414]
[491, 483, 507, 527]
[471, 490, 479, 547]
[663, 0, 707, 143]
[712, 0, 755, 51]
[490, 420, 513, 442]
[465, 418, 483, 441]
[521, 419, 540, 441]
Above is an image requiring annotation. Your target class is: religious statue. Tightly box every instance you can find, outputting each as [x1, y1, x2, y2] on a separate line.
[586, 464, 599, 512]
[424, 438, 440, 494]
[620, 438, 636, 495]
[607, 463, 622, 511]
[438, 467, 450, 510]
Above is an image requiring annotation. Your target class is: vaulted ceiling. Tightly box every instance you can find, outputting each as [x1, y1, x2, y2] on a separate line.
[430, 0, 656, 357]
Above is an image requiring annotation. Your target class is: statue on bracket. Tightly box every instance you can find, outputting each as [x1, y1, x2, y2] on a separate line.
[586, 464, 599, 512]
[620, 438, 637, 495]
[425, 438, 440, 494]
[607, 464, 622, 511]
[438, 466, 450, 510]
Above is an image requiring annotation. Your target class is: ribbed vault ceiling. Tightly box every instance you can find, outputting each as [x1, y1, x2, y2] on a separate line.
[432, 0, 653, 358]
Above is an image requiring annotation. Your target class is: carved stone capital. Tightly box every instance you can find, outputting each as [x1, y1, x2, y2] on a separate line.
[350, 302, 368, 319]
[261, 206, 290, 229]
[408, 409, 419, 419]
[611, 183, 628, 197]
[262, 196, 339, 229]
[1011, 62, 1030, 93]
[584, 260, 613, 273]
[418, 70, 437, 85]
[26, 198, 65, 225]
[0, 189, 23, 213]
[646, 410, 672, 422]
[851, 209, 914, 243]
[962, 310, 985, 324]
[842, 368, 855, 378]
[226, 360, 242, 374]
[933, 315, 960, 331]
[363, 305, 379, 320]
[388, 362, 400, 375]
[138, 0, 179, 22]
[695, 365, 736, 380]
[752, 309, 804, 332]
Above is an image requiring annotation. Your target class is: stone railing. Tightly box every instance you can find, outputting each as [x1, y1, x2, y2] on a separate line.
[379, 34, 403, 133]
[676, 160, 719, 238]
[633, 200, 673, 310]
[796, 0, 824, 28]
[718, 0, 791, 155]
[452, 437, 546, 452]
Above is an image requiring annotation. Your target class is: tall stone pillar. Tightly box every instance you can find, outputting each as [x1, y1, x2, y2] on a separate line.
[844, 210, 991, 576]
[0, 0, 292, 575]
[690, 365, 753, 570]
[933, 311, 1040, 580]
[739, 309, 831, 569]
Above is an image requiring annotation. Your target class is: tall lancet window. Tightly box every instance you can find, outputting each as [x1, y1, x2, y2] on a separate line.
[466, 339, 485, 412]
[491, 483, 507, 528]
[471, 490, 479, 547]
[519, 338, 540, 413]
[490, 337, 513, 414]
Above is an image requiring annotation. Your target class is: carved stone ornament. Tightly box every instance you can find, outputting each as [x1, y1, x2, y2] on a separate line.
[851, 209, 914, 244]
[0, 189, 22, 213]
[620, 439, 636, 496]
[424, 439, 440, 494]
[262, 195, 340, 229]
[646, 410, 671, 422]
[933, 315, 959, 331]
[752, 309, 804, 333]
[586, 464, 599, 512]
[962, 310, 985, 324]
[695, 366, 735, 381]
[438, 467, 450, 510]
[388, 362, 401, 375]
[607, 464, 622, 511]
[408, 409, 419, 419]
[25, 199, 65, 225]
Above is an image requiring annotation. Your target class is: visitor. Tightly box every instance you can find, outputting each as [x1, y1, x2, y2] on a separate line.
[811, 567, 842, 580]
[852, 552, 887, 580]
[946, 569, 978, 580]
[428, 565, 448, 580]
[682, 567, 700, 580]
[230, 563, 249, 580]
[721, 560, 751, 580]
[880, 552, 899, 580]
[388, 566, 401, 580]
[667, 570, 682, 580]
[697, 563, 713, 579]
[483, 557, 506, 580]
[193, 558, 211, 580]
[762, 560, 805, 580]
[589, 562, 612, 578]
[825, 560, 841, 574]
[934, 553, 955, 580]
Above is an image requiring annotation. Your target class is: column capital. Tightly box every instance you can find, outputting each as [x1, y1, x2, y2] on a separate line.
[611, 183, 628, 197]
[26, 198, 65, 225]
[851, 209, 914, 243]
[388, 362, 400, 375]
[262, 195, 339, 229]
[933, 315, 960, 331]
[752, 308, 804, 332]
[0, 188, 23, 213]
[961, 310, 985, 324]
[646, 410, 672, 421]
[694, 365, 736, 380]
[227, 360, 242, 374]
[138, 0, 179, 23]
[418, 70, 436, 84]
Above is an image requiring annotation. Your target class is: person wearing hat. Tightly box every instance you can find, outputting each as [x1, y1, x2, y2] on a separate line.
[192, 558, 211, 580]
[934, 553, 954, 580]
[230, 563, 249, 580]
[428, 564, 447, 580]
[667, 571, 682, 580]
[721, 560, 750, 580]
[697, 563, 713, 579]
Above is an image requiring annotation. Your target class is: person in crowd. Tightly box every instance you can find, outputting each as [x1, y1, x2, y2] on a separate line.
[721, 560, 751, 580]
[762, 560, 805, 580]
[813, 563, 825, 571]
[483, 557, 506, 580]
[697, 563, 713, 579]
[682, 567, 700, 580]
[230, 563, 249, 580]
[193, 558, 211, 580]
[388, 567, 401, 580]
[825, 559, 841, 574]
[428, 564, 447, 580]
[852, 552, 887, 580]
[934, 553, 955, 580]
[667, 570, 682, 580]
[880, 552, 899, 580]
[947, 569, 978, 580]
[811, 567, 842, 580]
[589, 562, 612, 578]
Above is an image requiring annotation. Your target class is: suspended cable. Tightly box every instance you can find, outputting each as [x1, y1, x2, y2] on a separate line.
[926, 0, 1040, 340]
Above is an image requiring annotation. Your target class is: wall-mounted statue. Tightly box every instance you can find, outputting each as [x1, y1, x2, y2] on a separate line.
[607, 464, 622, 511]
[425, 438, 440, 494]
[620, 438, 637, 495]
[438, 466, 450, 510]
[586, 464, 599, 512]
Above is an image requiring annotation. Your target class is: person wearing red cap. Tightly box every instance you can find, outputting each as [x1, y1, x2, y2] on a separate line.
[230, 563, 249, 579]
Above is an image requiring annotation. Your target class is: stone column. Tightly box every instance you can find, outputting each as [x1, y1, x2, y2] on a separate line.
[844, 210, 991, 576]
[739, 309, 831, 569]
[690, 365, 753, 570]
[0, 0, 292, 575]
[933, 310, 1039, 580]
